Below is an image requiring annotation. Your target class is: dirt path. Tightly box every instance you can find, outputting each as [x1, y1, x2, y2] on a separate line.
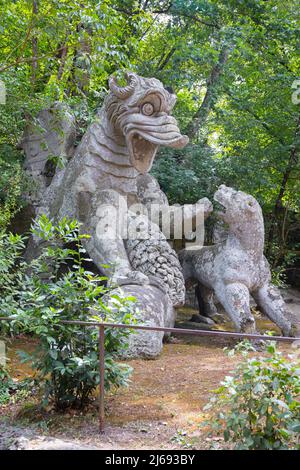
[1, 288, 299, 450]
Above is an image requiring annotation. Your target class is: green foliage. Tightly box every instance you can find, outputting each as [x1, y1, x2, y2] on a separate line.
[0, 363, 32, 405]
[271, 267, 288, 288]
[0, 216, 138, 409]
[0, 365, 14, 405]
[0, 231, 27, 332]
[204, 341, 300, 450]
[151, 144, 218, 205]
[170, 429, 197, 449]
[0, 0, 299, 280]
[0, 148, 27, 230]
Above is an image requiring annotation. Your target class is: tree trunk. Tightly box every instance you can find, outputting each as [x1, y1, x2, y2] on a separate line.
[57, 34, 70, 81]
[184, 46, 230, 140]
[267, 114, 300, 253]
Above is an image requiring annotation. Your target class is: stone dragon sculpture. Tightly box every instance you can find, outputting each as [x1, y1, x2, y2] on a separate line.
[24, 71, 211, 356]
[180, 185, 294, 336]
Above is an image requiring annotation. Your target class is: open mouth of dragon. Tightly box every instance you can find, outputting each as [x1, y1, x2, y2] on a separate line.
[125, 116, 189, 173]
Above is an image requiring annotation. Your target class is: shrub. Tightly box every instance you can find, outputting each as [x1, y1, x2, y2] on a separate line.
[203, 341, 300, 450]
[0, 231, 26, 291]
[0, 147, 28, 230]
[0, 231, 28, 336]
[0, 365, 15, 405]
[1, 216, 138, 409]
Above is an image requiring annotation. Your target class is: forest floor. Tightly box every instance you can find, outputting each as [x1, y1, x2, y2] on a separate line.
[0, 288, 300, 450]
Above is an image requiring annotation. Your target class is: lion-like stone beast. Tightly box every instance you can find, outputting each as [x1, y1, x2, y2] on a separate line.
[180, 185, 294, 336]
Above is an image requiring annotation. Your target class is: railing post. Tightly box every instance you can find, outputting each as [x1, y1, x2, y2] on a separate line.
[98, 324, 105, 434]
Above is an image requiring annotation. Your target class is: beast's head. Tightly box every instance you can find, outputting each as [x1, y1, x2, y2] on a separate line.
[105, 71, 189, 173]
[214, 185, 263, 231]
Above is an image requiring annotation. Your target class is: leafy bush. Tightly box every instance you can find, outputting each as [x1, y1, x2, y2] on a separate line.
[0, 146, 28, 230]
[0, 364, 33, 405]
[151, 144, 219, 205]
[271, 267, 288, 288]
[1, 216, 138, 410]
[0, 230, 26, 288]
[203, 341, 300, 450]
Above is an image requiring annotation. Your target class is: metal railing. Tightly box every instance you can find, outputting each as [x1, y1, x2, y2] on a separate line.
[1, 316, 299, 433]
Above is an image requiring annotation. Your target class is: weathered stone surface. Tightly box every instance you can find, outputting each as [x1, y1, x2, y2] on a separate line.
[118, 284, 175, 358]
[0, 425, 98, 450]
[125, 211, 185, 307]
[175, 320, 212, 331]
[180, 185, 294, 336]
[20, 102, 76, 209]
[25, 72, 195, 356]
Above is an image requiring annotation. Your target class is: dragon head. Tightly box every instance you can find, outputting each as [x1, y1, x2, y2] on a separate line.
[106, 71, 189, 173]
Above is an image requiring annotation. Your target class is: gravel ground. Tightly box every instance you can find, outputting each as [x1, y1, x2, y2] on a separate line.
[1, 287, 299, 450]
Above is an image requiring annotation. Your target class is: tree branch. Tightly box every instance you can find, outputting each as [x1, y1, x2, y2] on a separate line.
[267, 114, 300, 249]
[184, 46, 230, 139]
[0, 46, 66, 73]
[156, 46, 177, 71]
[224, 88, 287, 148]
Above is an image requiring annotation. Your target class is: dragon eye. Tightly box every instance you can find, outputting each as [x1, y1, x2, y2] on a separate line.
[141, 102, 154, 116]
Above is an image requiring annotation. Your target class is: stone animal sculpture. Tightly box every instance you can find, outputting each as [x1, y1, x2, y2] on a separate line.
[180, 185, 294, 336]
[23, 71, 211, 356]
